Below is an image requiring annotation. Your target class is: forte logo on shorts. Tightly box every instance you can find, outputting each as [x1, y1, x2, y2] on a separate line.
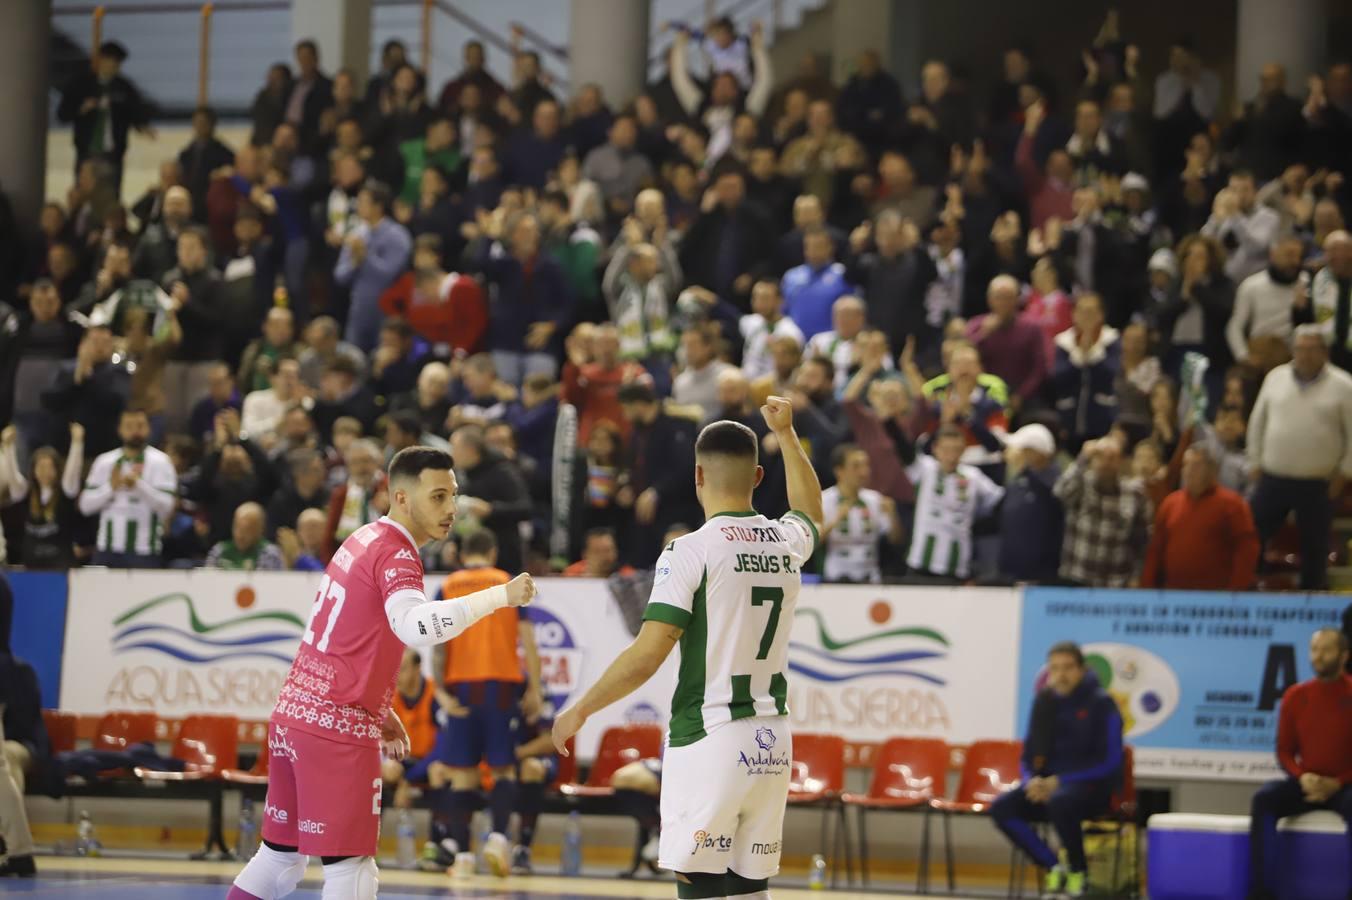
[750, 840, 782, 855]
[299, 819, 327, 835]
[264, 802, 289, 824]
[691, 830, 733, 855]
[737, 727, 790, 776]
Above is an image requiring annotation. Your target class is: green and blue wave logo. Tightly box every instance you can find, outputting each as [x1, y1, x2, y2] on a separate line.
[112, 591, 306, 665]
[788, 605, 949, 685]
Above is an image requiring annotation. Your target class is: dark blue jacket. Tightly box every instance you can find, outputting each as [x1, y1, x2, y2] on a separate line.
[1050, 327, 1121, 446]
[998, 462, 1065, 582]
[473, 243, 574, 356]
[1021, 670, 1123, 787]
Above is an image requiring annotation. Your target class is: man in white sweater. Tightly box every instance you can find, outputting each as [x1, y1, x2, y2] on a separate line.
[78, 408, 178, 568]
[1226, 236, 1305, 364]
[1247, 325, 1352, 588]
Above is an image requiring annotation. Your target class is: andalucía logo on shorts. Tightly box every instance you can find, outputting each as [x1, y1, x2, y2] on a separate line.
[738, 730, 790, 776]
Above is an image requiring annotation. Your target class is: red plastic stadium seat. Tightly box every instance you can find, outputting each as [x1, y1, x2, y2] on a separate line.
[136, 715, 239, 782]
[42, 710, 78, 755]
[929, 739, 1022, 814]
[843, 737, 951, 888]
[558, 725, 662, 798]
[552, 737, 577, 790]
[92, 711, 159, 752]
[927, 739, 1023, 894]
[222, 747, 271, 785]
[787, 733, 846, 805]
[843, 737, 949, 810]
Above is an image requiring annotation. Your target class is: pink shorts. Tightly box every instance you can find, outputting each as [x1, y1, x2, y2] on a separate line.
[259, 722, 382, 858]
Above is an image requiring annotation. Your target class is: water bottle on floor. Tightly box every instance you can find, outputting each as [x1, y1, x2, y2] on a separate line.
[808, 853, 827, 889]
[237, 798, 258, 860]
[77, 810, 101, 857]
[396, 810, 417, 869]
[473, 810, 491, 873]
[561, 811, 583, 876]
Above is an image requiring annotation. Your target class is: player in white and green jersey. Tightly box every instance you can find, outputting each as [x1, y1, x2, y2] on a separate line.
[553, 397, 823, 900]
[896, 423, 1003, 580]
[77, 409, 177, 566]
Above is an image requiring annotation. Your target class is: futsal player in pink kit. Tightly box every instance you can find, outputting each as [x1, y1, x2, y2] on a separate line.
[228, 446, 536, 900]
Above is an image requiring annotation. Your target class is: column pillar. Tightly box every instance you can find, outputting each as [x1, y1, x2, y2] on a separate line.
[569, 0, 650, 106]
[1235, 0, 1325, 104]
[292, 0, 373, 87]
[0, 0, 50, 234]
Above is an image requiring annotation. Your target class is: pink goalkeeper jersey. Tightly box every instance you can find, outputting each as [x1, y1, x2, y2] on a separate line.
[272, 517, 426, 746]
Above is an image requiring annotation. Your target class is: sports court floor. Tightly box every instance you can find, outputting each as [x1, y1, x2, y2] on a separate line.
[4, 857, 974, 898]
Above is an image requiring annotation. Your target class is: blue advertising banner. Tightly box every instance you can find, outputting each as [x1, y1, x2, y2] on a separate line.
[6, 571, 69, 708]
[1018, 587, 1346, 781]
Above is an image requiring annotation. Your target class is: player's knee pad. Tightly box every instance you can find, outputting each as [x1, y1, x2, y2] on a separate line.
[320, 856, 378, 900]
[232, 842, 309, 900]
[675, 870, 727, 899]
[726, 870, 770, 899]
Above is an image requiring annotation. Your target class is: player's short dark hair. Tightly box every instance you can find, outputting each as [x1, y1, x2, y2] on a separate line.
[1047, 640, 1085, 666]
[696, 420, 759, 462]
[462, 528, 498, 557]
[388, 446, 454, 484]
[120, 407, 150, 421]
[405, 649, 422, 665]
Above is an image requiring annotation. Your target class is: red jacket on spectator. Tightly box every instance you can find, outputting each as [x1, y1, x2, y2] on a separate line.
[562, 359, 648, 444]
[1141, 485, 1259, 590]
[378, 271, 487, 353]
[1277, 674, 1352, 783]
[1015, 132, 1074, 230]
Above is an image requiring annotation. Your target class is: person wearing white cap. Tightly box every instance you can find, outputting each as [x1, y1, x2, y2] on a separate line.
[997, 424, 1065, 582]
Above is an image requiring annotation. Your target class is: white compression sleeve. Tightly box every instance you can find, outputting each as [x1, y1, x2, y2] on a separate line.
[385, 584, 510, 648]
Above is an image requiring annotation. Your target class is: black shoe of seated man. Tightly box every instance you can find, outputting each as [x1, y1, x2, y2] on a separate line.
[1244, 889, 1276, 900]
[0, 854, 36, 877]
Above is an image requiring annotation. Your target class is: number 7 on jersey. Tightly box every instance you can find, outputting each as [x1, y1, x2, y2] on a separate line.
[751, 586, 784, 660]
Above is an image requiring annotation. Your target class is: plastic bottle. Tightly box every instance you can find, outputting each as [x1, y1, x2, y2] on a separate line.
[560, 811, 583, 876]
[77, 810, 101, 857]
[237, 798, 258, 861]
[473, 811, 491, 873]
[808, 853, 827, 889]
[396, 810, 417, 869]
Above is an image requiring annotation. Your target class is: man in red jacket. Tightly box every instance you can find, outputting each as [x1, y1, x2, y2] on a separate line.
[1142, 445, 1260, 591]
[378, 235, 487, 354]
[561, 323, 647, 445]
[1246, 628, 1352, 900]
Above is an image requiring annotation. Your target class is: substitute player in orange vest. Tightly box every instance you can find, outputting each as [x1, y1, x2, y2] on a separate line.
[382, 649, 439, 806]
[429, 529, 542, 876]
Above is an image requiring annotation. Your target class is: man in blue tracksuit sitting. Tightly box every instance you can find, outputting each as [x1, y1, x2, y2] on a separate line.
[992, 641, 1124, 898]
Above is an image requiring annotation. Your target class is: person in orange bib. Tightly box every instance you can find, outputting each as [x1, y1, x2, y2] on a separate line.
[383, 649, 439, 807]
[427, 529, 542, 877]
